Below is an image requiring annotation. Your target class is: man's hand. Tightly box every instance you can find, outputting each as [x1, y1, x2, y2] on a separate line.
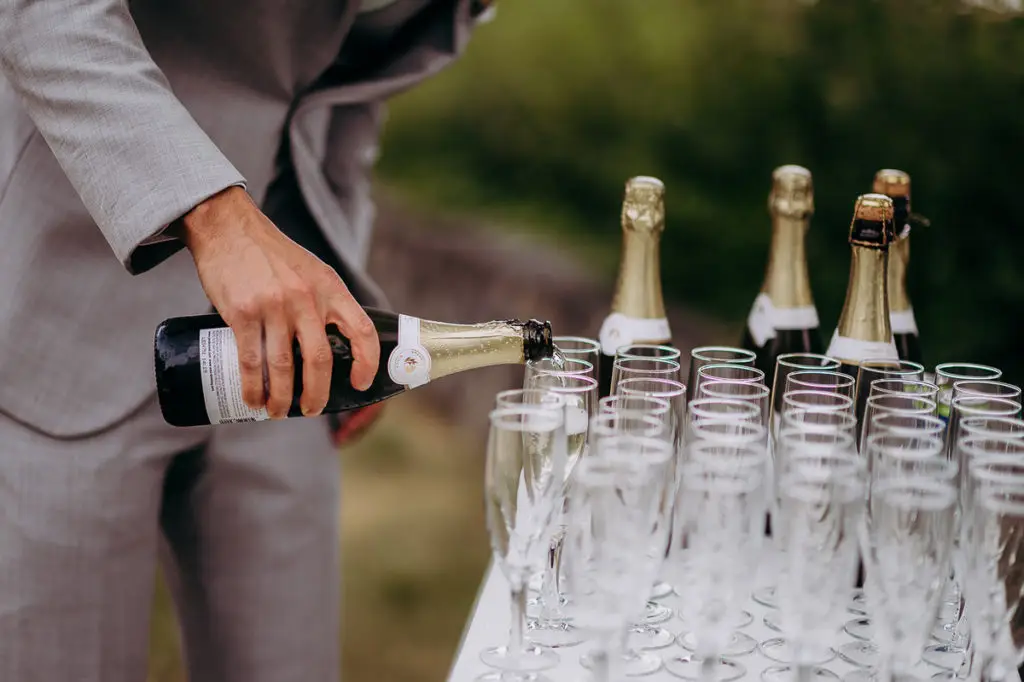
[179, 186, 380, 418]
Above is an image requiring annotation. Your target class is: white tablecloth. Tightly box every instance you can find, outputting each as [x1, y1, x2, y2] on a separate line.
[447, 558, 994, 682]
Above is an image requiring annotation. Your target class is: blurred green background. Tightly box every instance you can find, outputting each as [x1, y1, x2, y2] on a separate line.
[147, 1, 1024, 680]
[382, 0, 1024, 384]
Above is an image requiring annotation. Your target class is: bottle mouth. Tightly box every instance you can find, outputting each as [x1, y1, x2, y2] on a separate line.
[523, 320, 554, 362]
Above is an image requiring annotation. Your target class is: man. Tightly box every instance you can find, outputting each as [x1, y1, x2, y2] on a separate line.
[0, 0, 493, 680]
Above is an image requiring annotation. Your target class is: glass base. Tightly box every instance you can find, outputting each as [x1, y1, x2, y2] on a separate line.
[837, 640, 878, 669]
[763, 665, 839, 682]
[930, 671, 968, 682]
[526, 618, 586, 649]
[678, 610, 753, 631]
[580, 647, 662, 677]
[642, 601, 675, 625]
[651, 581, 675, 600]
[759, 637, 835, 665]
[921, 644, 967, 672]
[479, 645, 560, 673]
[844, 617, 873, 641]
[752, 585, 778, 609]
[475, 673, 552, 682]
[665, 656, 745, 682]
[844, 672, 923, 682]
[848, 589, 868, 616]
[629, 624, 675, 650]
[678, 631, 757, 658]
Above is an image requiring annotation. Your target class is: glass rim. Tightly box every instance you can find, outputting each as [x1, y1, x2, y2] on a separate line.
[552, 335, 602, 351]
[869, 378, 940, 395]
[786, 369, 856, 385]
[697, 363, 765, 380]
[959, 435, 1024, 459]
[617, 376, 686, 397]
[529, 357, 594, 375]
[700, 380, 771, 398]
[690, 346, 758, 363]
[688, 419, 767, 442]
[688, 397, 761, 418]
[969, 455, 1024, 476]
[973, 486, 1024, 514]
[688, 440, 767, 465]
[871, 476, 958, 507]
[599, 394, 671, 414]
[859, 359, 926, 375]
[495, 388, 565, 406]
[784, 446, 863, 466]
[613, 356, 681, 370]
[616, 343, 682, 359]
[532, 374, 599, 393]
[775, 353, 842, 370]
[590, 411, 665, 435]
[574, 453, 667, 485]
[781, 408, 857, 430]
[488, 406, 563, 430]
[783, 390, 855, 408]
[950, 395, 1022, 416]
[935, 362, 1002, 380]
[869, 411, 946, 433]
[952, 379, 1022, 397]
[959, 416, 1024, 436]
[864, 393, 937, 412]
[777, 427, 856, 448]
[865, 432, 946, 460]
[679, 463, 764, 492]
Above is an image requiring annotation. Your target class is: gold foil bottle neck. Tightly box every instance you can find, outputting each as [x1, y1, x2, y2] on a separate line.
[849, 193, 895, 248]
[769, 165, 814, 218]
[621, 176, 666, 234]
[872, 169, 911, 199]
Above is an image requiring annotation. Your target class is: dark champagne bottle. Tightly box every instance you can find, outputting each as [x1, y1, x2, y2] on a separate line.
[597, 176, 672, 398]
[155, 308, 554, 427]
[873, 169, 923, 364]
[827, 193, 900, 379]
[741, 165, 823, 389]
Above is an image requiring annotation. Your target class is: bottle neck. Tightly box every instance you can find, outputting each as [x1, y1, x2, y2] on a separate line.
[887, 235, 912, 313]
[837, 246, 892, 343]
[418, 318, 552, 381]
[610, 230, 666, 319]
[761, 213, 815, 308]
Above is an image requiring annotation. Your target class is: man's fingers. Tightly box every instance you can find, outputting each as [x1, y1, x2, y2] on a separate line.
[326, 294, 379, 392]
[294, 307, 333, 416]
[263, 307, 296, 419]
[232, 315, 267, 411]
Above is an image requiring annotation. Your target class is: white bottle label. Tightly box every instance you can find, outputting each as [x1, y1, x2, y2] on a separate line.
[598, 312, 672, 356]
[890, 308, 919, 335]
[387, 314, 431, 388]
[199, 328, 271, 425]
[746, 294, 776, 347]
[566, 404, 590, 436]
[825, 330, 900, 364]
[772, 305, 820, 331]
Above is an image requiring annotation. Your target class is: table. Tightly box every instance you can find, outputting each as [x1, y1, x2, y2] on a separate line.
[447, 559, 1000, 682]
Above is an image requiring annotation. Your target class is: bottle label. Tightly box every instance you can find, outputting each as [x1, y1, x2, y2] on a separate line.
[825, 331, 900, 364]
[746, 294, 776, 347]
[890, 308, 919, 335]
[387, 314, 431, 388]
[772, 305, 820, 331]
[199, 327, 271, 425]
[598, 313, 671, 356]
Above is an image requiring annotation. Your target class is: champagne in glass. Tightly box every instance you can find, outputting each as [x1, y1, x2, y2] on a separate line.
[598, 176, 672, 399]
[742, 165, 823, 388]
[873, 169, 923, 365]
[826, 194, 900, 379]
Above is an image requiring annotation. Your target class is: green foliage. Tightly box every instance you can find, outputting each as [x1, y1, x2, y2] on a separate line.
[379, 0, 1024, 383]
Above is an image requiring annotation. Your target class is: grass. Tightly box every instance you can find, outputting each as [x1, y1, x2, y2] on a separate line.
[146, 394, 489, 682]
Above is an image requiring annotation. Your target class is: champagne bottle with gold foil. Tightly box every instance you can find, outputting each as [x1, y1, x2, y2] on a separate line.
[827, 193, 900, 377]
[741, 165, 823, 387]
[597, 176, 672, 398]
[155, 309, 554, 427]
[873, 169, 923, 364]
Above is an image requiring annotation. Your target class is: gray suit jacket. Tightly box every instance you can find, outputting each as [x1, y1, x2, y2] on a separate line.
[0, 0, 488, 438]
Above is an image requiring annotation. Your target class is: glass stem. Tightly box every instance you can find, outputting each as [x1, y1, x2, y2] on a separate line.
[618, 625, 633, 660]
[509, 581, 528, 657]
[700, 653, 718, 682]
[593, 631, 624, 682]
[796, 663, 814, 682]
[539, 538, 562, 621]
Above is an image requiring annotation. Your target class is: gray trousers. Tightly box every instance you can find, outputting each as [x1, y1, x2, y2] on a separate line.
[0, 398, 341, 682]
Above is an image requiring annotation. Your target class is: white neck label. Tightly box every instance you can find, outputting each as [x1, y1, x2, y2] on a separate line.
[598, 313, 671, 356]
[747, 294, 820, 347]
[890, 308, 919, 335]
[825, 330, 899, 364]
[387, 315, 431, 388]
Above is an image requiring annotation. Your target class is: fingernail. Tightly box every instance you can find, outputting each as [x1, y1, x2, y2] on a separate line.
[301, 405, 311, 417]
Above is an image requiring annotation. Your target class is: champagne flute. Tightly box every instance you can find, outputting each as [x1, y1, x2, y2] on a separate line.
[770, 353, 842, 439]
[610, 357, 682, 395]
[525, 357, 595, 385]
[854, 360, 926, 430]
[934, 362, 1002, 424]
[479, 406, 567, 677]
[694, 364, 765, 404]
[868, 378, 940, 403]
[554, 336, 601, 378]
[617, 343, 682, 362]
[686, 346, 758, 403]
[784, 370, 856, 405]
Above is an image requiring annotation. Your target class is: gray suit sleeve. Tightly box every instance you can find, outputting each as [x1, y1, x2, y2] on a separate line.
[0, 0, 247, 274]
